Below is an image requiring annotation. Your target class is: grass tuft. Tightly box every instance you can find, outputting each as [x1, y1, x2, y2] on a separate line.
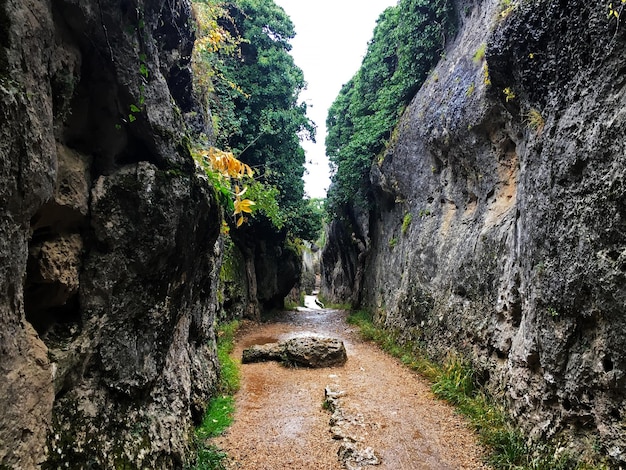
[196, 396, 236, 440]
[193, 445, 228, 470]
[189, 320, 241, 470]
[216, 320, 240, 395]
[526, 108, 545, 135]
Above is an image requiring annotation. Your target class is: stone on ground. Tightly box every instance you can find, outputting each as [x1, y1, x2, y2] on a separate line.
[242, 336, 347, 368]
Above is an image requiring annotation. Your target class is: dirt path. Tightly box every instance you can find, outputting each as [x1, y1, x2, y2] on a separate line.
[214, 306, 488, 470]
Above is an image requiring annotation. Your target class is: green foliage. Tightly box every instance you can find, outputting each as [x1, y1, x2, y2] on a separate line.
[285, 197, 324, 241]
[204, 0, 316, 239]
[216, 320, 240, 395]
[196, 396, 235, 440]
[326, 0, 456, 215]
[244, 179, 285, 229]
[547, 306, 559, 318]
[191, 0, 320, 240]
[346, 310, 608, 469]
[402, 212, 412, 235]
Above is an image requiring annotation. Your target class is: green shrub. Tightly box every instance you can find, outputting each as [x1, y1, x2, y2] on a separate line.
[401, 213, 412, 235]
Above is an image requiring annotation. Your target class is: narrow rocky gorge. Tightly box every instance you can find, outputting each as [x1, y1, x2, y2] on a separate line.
[322, 0, 626, 465]
[2, 0, 626, 467]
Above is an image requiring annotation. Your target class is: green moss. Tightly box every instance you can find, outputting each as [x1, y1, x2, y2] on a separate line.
[401, 213, 412, 235]
[472, 43, 486, 63]
[465, 82, 476, 97]
[219, 238, 244, 284]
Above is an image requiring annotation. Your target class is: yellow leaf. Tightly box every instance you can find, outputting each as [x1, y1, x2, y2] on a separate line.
[236, 215, 244, 228]
[234, 198, 255, 215]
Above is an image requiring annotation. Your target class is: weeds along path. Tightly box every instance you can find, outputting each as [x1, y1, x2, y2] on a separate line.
[214, 308, 487, 470]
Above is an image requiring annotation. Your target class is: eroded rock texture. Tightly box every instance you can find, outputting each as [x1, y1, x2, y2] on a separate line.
[322, 0, 626, 464]
[1, 0, 221, 467]
[226, 224, 302, 320]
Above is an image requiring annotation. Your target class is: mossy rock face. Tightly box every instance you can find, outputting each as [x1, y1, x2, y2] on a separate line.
[45, 396, 185, 470]
[219, 237, 249, 321]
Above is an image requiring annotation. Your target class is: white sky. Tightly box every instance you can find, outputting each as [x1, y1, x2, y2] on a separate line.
[273, 0, 398, 199]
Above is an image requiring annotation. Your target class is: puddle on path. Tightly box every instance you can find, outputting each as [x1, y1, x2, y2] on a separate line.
[239, 335, 278, 348]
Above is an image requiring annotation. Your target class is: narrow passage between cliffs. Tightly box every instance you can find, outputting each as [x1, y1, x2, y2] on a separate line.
[213, 305, 487, 469]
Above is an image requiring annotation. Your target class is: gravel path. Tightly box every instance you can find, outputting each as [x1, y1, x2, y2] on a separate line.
[214, 307, 488, 470]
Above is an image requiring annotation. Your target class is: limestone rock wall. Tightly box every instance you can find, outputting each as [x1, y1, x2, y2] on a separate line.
[0, 0, 221, 467]
[323, 0, 626, 463]
[227, 225, 302, 320]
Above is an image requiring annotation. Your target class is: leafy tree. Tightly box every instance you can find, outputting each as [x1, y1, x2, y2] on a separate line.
[206, 0, 317, 240]
[326, 0, 456, 216]
[192, 0, 320, 241]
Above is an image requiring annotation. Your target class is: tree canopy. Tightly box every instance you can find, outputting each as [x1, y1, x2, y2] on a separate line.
[325, 0, 456, 215]
[193, 0, 321, 241]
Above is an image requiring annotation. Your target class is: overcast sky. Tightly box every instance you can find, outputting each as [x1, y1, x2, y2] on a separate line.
[273, 0, 398, 199]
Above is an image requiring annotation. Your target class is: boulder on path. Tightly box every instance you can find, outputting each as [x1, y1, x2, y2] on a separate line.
[242, 336, 347, 368]
[241, 343, 283, 364]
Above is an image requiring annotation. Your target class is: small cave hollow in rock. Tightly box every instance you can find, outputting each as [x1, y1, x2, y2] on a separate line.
[24, 221, 83, 343]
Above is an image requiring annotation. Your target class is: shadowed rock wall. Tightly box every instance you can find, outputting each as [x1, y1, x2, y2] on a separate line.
[323, 0, 626, 463]
[0, 0, 221, 467]
[227, 224, 302, 320]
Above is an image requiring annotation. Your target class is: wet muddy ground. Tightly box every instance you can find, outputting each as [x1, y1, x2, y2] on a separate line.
[214, 307, 487, 469]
